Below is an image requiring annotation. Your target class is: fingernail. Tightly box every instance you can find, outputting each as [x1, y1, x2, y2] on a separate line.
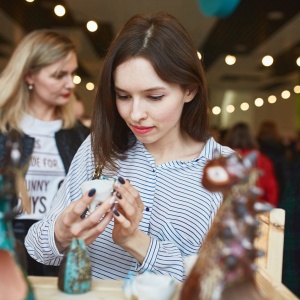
[88, 188, 96, 197]
[116, 192, 122, 199]
[118, 177, 125, 184]
[113, 210, 120, 216]
[109, 196, 115, 204]
[80, 208, 88, 219]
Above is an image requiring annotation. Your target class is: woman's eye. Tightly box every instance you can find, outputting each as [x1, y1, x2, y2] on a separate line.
[55, 73, 65, 79]
[116, 94, 130, 100]
[149, 95, 163, 101]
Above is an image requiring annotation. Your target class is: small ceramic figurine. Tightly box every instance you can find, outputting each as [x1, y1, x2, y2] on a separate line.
[58, 238, 92, 294]
[0, 131, 35, 300]
[180, 151, 272, 300]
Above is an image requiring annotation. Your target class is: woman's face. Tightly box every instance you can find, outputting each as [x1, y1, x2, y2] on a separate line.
[26, 51, 77, 109]
[114, 57, 195, 147]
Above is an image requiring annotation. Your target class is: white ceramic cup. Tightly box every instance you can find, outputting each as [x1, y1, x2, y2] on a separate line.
[81, 179, 114, 212]
[132, 273, 177, 300]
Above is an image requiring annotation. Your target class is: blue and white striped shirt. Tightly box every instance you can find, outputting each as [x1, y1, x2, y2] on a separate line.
[25, 135, 233, 282]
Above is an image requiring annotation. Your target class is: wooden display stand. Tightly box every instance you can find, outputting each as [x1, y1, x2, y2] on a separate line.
[255, 208, 285, 283]
[255, 268, 298, 300]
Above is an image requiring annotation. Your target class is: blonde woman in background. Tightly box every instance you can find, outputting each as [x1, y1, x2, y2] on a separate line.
[0, 30, 89, 276]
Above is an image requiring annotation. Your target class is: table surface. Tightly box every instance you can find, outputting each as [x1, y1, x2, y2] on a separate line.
[28, 268, 299, 300]
[29, 276, 128, 300]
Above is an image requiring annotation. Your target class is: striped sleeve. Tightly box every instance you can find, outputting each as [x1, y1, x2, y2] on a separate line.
[134, 237, 185, 281]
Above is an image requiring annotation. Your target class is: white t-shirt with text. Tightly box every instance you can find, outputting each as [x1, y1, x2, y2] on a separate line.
[17, 114, 65, 220]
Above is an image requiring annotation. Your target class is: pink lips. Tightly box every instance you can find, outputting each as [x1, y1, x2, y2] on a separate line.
[131, 125, 154, 135]
[61, 93, 71, 98]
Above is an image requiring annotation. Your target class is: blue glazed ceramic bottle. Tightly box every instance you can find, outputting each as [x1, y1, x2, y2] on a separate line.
[58, 238, 92, 294]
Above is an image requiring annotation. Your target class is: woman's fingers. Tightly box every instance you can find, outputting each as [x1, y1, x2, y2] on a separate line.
[117, 184, 139, 204]
[113, 209, 131, 229]
[112, 193, 135, 218]
[84, 211, 114, 245]
[69, 196, 114, 237]
[114, 177, 143, 210]
[55, 189, 114, 251]
[64, 190, 97, 226]
[82, 196, 114, 227]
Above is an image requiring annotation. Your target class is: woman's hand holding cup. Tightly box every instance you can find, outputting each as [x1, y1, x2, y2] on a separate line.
[54, 186, 114, 253]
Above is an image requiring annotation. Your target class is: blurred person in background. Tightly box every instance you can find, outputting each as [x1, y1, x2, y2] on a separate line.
[224, 122, 279, 206]
[279, 130, 300, 297]
[256, 120, 287, 204]
[257, 122, 300, 297]
[0, 30, 89, 276]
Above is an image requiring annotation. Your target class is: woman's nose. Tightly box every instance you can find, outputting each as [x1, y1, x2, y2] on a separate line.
[130, 100, 147, 121]
[66, 75, 75, 89]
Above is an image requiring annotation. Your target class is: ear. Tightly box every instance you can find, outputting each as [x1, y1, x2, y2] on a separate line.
[25, 72, 34, 85]
[184, 86, 198, 103]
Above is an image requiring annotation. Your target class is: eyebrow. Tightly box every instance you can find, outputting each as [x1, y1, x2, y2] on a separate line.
[114, 86, 166, 92]
[53, 67, 78, 76]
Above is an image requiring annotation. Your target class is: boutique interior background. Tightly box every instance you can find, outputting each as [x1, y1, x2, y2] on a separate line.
[0, 0, 300, 135]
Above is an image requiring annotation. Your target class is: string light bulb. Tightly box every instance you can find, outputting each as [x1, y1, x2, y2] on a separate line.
[254, 98, 264, 107]
[86, 82, 95, 91]
[54, 5, 66, 17]
[87, 21, 98, 32]
[240, 102, 249, 111]
[281, 90, 290, 99]
[262, 55, 273, 67]
[212, 106, 221, 115]
[225, 55, 236, 65]
[294, 85, 300, 94]
[226, 105, 235, 113]
[268, 95, 277, 103]
[73, 75, 81, 85]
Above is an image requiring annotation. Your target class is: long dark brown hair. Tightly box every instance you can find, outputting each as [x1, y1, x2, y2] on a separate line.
[91, 11, 210, 170]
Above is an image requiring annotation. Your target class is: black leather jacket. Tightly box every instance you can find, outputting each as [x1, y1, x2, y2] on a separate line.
[0, 121, 90, 173]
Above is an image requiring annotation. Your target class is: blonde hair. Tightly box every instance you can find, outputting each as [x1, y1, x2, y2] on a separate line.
[0, 29, 77, 132]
